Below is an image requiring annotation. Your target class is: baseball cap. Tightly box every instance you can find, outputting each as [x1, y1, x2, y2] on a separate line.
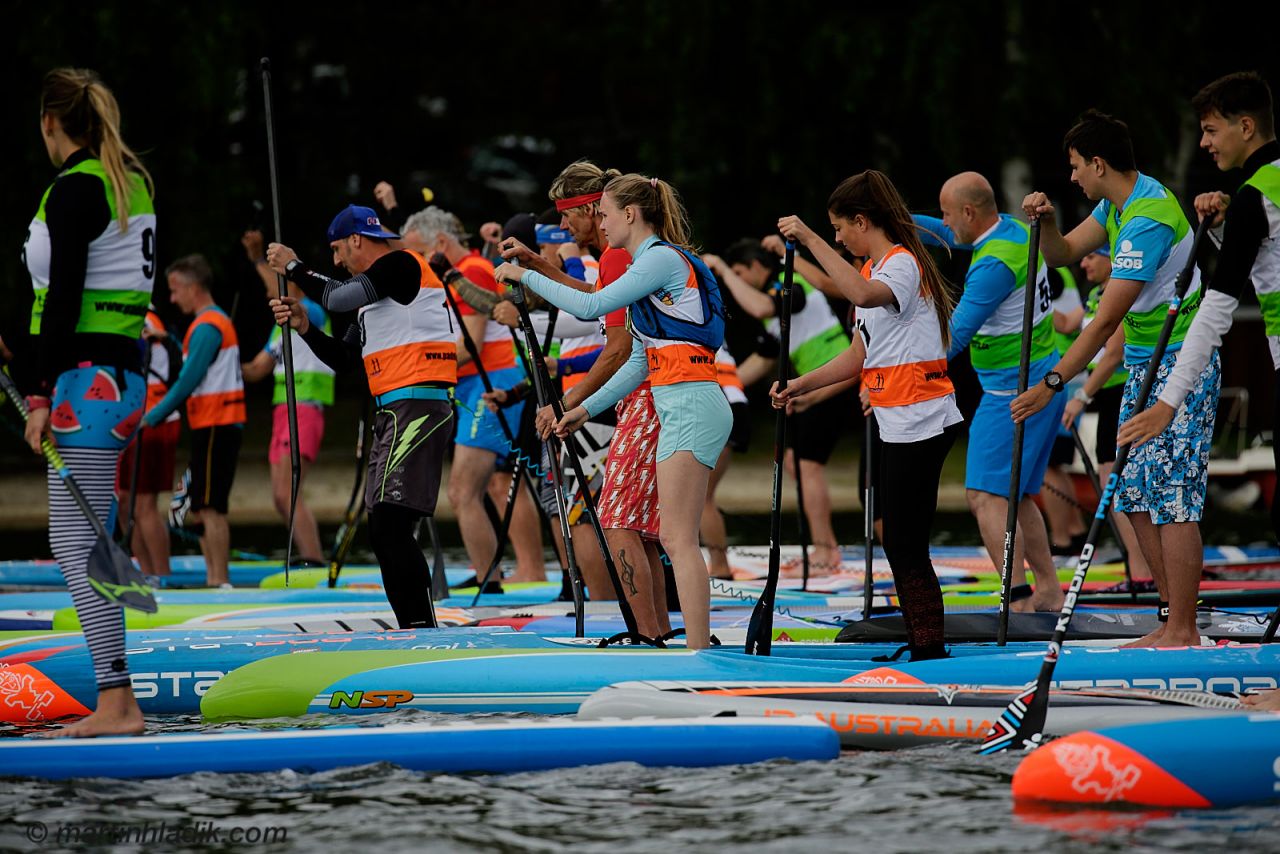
[326, 205, 400, 242]
[535, 223, 575, 245]
[502, 213, 539, 249]
[1090, 245, 1110, 257]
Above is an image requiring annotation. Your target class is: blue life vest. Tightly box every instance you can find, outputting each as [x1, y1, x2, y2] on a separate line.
[627, 241, 726, 350]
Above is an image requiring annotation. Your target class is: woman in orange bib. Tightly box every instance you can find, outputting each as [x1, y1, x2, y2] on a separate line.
[772, 171, 962, 659]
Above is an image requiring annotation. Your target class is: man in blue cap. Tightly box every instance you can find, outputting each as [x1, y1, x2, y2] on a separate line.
[266, 205, 458, 628]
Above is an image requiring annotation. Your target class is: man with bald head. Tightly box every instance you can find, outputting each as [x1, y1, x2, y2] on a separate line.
[915, 172, 1066, 611]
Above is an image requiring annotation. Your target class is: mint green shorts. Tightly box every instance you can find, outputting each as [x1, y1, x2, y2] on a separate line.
[651, 381, 733, 470]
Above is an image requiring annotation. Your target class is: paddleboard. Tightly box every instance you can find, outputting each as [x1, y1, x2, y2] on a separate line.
[577, 681, 1243, 749]
[835, 610, 1278, 643]
[0, 717, 838, 779]
[1012, 712, 1280, 808]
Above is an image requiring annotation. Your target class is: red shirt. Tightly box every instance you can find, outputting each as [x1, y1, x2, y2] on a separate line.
[597, 246, 632, 328]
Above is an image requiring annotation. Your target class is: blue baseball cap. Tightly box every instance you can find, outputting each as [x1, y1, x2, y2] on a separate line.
[326, 205, 400, 242]
[535, 223, 575, 245]
[1090, 245, 1110, 257]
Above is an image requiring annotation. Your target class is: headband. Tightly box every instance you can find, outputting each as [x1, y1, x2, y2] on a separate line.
[554, 191, 604, 212]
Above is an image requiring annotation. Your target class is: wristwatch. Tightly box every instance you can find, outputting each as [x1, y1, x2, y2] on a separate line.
[1043, 371, 1065, 393]
[1073, 387, 1093, 404]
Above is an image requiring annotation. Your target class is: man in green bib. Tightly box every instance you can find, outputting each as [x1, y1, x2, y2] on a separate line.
[1013, 110, 1219, 648]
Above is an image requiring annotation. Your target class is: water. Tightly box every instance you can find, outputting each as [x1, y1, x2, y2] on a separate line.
[3, 513, 1280, 851]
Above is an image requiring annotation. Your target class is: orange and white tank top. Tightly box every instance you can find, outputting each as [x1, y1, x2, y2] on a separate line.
[360, 251, 458, 396]
[455, 252, 515, 377]
[183, 307, 245, 429]
[857, 246, 961, 443]
[630, 246, 717, 386]
[554, 252, 606, 392]
[143, 310, 179, 424]
[715, 345, 747, 405]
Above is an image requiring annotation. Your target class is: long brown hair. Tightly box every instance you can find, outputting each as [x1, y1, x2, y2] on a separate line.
[828, 170, 955, 349]
[40, 68, 154, 233]
[602, 174, 696, 251]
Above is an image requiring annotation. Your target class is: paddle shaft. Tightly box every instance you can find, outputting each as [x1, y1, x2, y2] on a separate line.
[426, 517, 450, 601]
[863, 412, 876, 619]
[328, 396, 370, 587]
[745, 241, 796, 655]
[260, 57, 302, 583]
[503, 284, 591, 637]
[1068, 423, 1133, 594]
[981, 216, 1211, 753]
[997, 218, 1041, 646]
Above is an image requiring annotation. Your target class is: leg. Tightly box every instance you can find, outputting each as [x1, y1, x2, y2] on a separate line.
[1121, 511, 1170, 647]
[646, 540, 673, 635]
[604, 527, 663, 637]
[271, 456, 323, 562]
[700, 447, 733, 579]
[368, 503, 436, 628]
[47, 446, 143, 737]
[1097, 460, 1152, 581]
[498, 472, 546, 583]
[1040, 465, 1086, 547]
[968, 488, 1049, 612]
[797, 458, 839, 570]
[1017, 497, 1065, 610]
[200, 510, 231, 587]
[657, 451, 713, 649]
[448, 445, 500, 574]
[131, 493, 169, 576]
[1155, 521, 1204, 646]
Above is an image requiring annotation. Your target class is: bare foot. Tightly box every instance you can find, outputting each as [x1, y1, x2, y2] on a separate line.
[1010, 597, 1034, 613]
[1121, 626, 1166, 648]
[40, 687, 144, 738]
[1152, 630, 1204, 648]
[1032, 590, 1065, 612]
[1241, 688, 1280, 711]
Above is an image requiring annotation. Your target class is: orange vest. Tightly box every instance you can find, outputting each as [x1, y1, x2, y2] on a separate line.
[455, 252, 516, 377]
[360, 251, 458, 395]
[858, 247, 954, 408]
[183, 308, 246, 428]
[632, 250, 717, 386]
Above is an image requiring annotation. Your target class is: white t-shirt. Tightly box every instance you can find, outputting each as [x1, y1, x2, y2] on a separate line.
[859, 248, 963, 443]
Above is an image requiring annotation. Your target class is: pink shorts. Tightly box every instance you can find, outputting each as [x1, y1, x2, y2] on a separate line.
[597, 387, 659, 539]
[269, 403, 325, 465]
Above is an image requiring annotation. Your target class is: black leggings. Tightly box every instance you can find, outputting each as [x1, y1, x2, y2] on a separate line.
[367, 503, 436, 628]
[878, 422, 961, 653]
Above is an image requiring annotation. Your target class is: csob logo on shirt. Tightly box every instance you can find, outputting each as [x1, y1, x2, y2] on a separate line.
[1112, 239, 1144, 271]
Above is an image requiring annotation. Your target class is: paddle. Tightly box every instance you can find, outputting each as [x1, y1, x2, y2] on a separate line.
[425, 517, 450, 601]
[0, 370, 157, 613]
[1068, 422, 1133, 596]
[260, 57, 301, 587]
[328, 396, 369, 588]
[862, 413, 877, 620]
[745, 240, 796, 655]
[979, 216, 1211, 754]
[501, 282, 587, 637]
[996, 218, 1041, 646]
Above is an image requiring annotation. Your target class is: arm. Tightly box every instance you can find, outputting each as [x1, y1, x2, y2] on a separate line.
[241, 349, 275, 384]
[580, 337, 649, 417]
[947, 260, 1014, 359]
[456, 313, 488, 368]
[142, 323, 222, 426]
[514, 244, 686, 318]
[783, 337, 866, 399]
[762, 234, 840, 299]
[912, 214, 967, 249]
[272, 246, 420, 310]
[737, 353, 776, 387]
[703, 255, 777, 319]
[1054, 305, 1085, 334]
[792, 376, 860, 412]
[1022, 192, 1110, 266]
[561, 326, 631, 411]
[776, 217, 896, 308]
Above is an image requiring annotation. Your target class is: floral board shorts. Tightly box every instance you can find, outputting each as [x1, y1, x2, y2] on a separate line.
[1113, 349, 1221, 524]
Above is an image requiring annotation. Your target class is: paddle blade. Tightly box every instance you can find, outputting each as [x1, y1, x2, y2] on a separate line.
[977, 683, 1048, 755]
[86, 535, 157, 613]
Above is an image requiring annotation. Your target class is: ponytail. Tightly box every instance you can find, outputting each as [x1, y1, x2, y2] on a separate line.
[828, 170, 955, 350]
[41, 68, 154, 234]
[602, 173, 695, 251]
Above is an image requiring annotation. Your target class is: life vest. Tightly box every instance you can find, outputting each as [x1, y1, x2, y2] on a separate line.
[183, 308, 246, 429]
[627, 242, 725, 385]
[1242, 160, 1280, 343]
[268, 297, 335, 405]
[715, 345, 747, 405]
[455, 252, 515, 376]
[858, 246, 955, 408]
[359, 251, 458, 395]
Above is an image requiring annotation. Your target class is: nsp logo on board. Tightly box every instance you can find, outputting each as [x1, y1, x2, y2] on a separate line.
[328, 690, 414, 710]
[1112, 239, 1144, 271]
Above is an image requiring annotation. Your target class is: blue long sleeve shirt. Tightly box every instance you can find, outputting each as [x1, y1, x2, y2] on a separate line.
[141, 314, 222, 427]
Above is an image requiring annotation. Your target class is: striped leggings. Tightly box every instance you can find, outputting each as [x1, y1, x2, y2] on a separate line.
[48, 448, 130, 691]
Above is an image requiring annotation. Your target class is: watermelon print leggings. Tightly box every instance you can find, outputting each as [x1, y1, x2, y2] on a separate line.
[48, 365, 145, 691]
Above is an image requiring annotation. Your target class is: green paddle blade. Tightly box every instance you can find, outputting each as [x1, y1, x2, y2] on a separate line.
[87, 535, 157, 613]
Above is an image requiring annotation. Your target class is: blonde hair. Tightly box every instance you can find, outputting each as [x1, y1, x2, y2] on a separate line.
[602, 173, 695, 251]
[41, 67, 154, 234]
[828, 170, 956, 350]
[548, 160, 621, 213]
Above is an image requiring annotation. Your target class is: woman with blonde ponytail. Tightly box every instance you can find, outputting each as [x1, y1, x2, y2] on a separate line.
[16, 67, 156, 735]
[495, 174, 730, 649]
[772, 170, 963, 660]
